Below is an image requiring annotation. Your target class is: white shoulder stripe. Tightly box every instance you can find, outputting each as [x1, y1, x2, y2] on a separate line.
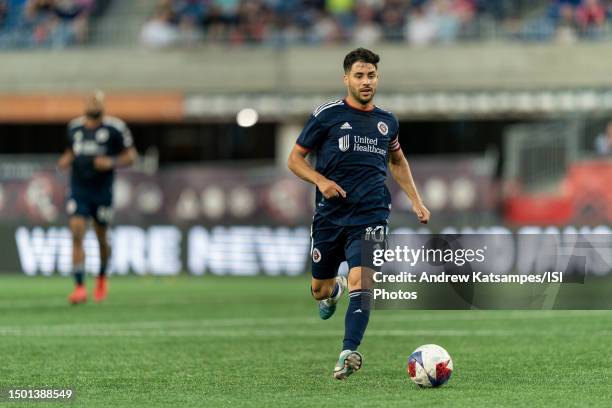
[68, 116, 85, 129]
[103, 115, 127, 131]
[313, 100, 344, 117]
[313, 99, 341, 116]
[313, 99, 342, 116]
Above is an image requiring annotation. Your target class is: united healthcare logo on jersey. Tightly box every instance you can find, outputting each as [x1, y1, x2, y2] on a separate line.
[339, 134, 350, 152]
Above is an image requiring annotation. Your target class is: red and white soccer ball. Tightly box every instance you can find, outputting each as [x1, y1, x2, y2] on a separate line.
[407, 344, 453, 388]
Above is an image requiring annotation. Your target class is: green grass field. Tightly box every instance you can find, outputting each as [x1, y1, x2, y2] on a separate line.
[0, 275, 611, 407]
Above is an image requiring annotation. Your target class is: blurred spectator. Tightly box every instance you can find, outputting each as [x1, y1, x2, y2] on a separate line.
[172, 0, 205, 45]
[54, 0, 90, 43]
[544, 0, 609, 41]
[0, 1, 7, 29]
[594, 121, 612, 156]
[554, 3, 578, 43]
[326, 0, 355, 33]
[406, 5, 436, 46]
[575, 0, 606, 36]
[140, 4, 180, 48]
[178, 14, 203, 45]
[21, 0, 90, 47]
[327, 0, 353, 14]
[309, 9, 342, 43]
[0, 0, 92, 48]
[429, 0, 461, 44]
[202, 4, 232, 43]
[480, 0, 531, 22]
[452, 0, 476, 24]
[174, 0, 206, 21]
[379, 0, 407, 41]
[230, 0, 272, 44]
[213, 0, 240, 16]
[352, 2, 381, 44]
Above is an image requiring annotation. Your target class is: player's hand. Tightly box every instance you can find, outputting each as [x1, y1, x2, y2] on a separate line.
[57, 150, 74, 171]
[413, 202, 430, 224]
[94, 156, 115, 171]
[316, 178, 346, 199]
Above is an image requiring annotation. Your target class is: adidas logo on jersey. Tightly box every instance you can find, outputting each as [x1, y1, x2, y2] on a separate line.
[340, 122, 352, 130]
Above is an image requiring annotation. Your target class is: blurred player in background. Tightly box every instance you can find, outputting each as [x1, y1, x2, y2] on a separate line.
[288, 48, 430, 380]
[57, 91, 137, 305]
[594, 120, 612, 156]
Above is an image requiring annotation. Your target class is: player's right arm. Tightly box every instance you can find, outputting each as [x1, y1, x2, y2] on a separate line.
[57, 149, 75, 171]
[287, 144, 346, 199]
[58, 122, 76, 171]
[58, 118, 80, 171]
[288, 112, 346, 199]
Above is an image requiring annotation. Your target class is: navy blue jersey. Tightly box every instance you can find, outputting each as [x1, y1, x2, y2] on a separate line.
[297, 99, 401, 226]
[67, 116, 133, 194]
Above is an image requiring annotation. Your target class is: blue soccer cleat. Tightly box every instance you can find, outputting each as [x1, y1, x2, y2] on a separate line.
[333, 350, 363, 380]
[318, 275, 347, 320]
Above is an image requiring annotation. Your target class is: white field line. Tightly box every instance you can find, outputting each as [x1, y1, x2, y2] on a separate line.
[0, 309, 609, 333]
[0, 298, 209, 309]
[0, 328, 610, 338]
[0, 310, 610, 337]
[0, 328, 602, 338]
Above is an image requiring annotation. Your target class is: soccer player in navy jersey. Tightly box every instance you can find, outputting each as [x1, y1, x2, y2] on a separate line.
[287, 48, 430, 379]
[57, 91, 137, 305]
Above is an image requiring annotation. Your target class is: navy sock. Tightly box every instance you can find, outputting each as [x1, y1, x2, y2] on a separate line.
[99, 259, 107, 278]
[73, 263, 85, 286]
[343, 290, 372, 351]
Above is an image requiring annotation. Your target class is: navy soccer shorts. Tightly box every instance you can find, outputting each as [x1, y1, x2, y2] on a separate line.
[310, 215, 387, 280]
[66, 189, 113, 226]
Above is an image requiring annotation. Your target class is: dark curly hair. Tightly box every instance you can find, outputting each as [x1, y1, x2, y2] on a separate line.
[343, 48, 380, 73]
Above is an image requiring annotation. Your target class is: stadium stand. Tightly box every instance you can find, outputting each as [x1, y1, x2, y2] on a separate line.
[137, 0, 612, 48]
[2, 0, 612, 48]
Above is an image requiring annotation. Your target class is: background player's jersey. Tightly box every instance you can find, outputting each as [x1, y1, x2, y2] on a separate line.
[67, 115, 133, 194]
[297, 99, 401, 226]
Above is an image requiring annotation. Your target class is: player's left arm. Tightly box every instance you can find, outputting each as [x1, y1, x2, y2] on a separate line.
[94, 146, 138, 171]
[388, 146, 430, 224]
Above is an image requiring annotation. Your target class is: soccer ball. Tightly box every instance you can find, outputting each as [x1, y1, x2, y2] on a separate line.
[407, 344, 453, 387]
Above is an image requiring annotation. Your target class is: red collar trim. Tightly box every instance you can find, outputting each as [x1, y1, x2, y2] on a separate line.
[343, 98, 375, 112]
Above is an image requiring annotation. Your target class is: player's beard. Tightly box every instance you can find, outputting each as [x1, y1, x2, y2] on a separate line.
[350, 85, 375, 106]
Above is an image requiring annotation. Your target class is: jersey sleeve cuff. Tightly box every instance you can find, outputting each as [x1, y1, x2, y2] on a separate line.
[296, 143, 312, 152]
[389, 135, 401, 151]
